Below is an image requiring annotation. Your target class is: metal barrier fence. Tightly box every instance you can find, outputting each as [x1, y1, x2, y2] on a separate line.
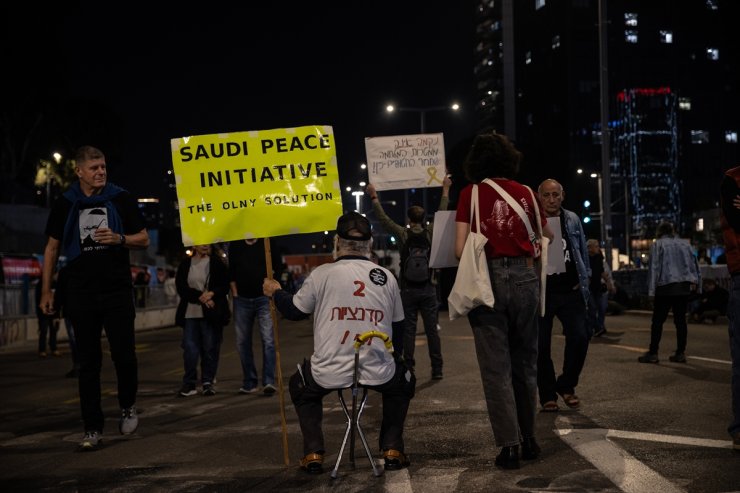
[1, 284, 179, 350]
[0, 284, 177, 318]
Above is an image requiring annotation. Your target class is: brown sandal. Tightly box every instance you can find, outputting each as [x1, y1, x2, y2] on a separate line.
[560, 393, 581, 409]
[541, 400, 559, 412]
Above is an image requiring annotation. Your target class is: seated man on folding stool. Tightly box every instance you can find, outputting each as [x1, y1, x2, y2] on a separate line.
[263, 211, 415, 474]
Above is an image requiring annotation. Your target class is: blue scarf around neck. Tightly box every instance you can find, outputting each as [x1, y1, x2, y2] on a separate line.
[62, 181, 126, 262]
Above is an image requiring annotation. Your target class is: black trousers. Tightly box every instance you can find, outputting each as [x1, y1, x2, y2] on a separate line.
[289, 359, 415, 456]
[650, 294, 689, 354]
[66, 288, 138, 433]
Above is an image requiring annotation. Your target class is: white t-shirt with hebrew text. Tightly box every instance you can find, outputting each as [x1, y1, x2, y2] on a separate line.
[292, 258, 404, 389]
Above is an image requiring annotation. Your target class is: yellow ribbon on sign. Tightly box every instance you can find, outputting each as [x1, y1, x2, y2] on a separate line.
[426, 167, 444, 185]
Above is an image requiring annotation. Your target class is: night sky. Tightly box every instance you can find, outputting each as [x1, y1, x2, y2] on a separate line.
[6, 2, 480, 206]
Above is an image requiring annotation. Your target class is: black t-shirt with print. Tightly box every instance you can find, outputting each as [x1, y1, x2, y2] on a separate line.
[45, 191, 146, 293]
[547, 210, 580, 292]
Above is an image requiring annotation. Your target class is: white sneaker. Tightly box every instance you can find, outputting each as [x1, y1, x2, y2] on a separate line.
[179, 385, 197, 397]
[263, 384, 277, 395]
[239, 387, 259, 394]
[79, 430, 102, 450]
[119, 406, 139, 435]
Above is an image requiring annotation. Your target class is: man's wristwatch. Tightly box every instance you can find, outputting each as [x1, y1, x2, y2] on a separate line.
[119, 234, 126, 245]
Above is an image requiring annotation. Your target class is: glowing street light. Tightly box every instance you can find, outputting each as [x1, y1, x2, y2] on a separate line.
[46, 152, 63, 208]
[577, 168, 605, 243]
[351, 190, 365, 214]
[385, 102, 460, 216]
[385, 102, 460, 134]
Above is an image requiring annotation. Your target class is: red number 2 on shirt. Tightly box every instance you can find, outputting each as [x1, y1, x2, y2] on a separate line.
[353, 280, 366, 297]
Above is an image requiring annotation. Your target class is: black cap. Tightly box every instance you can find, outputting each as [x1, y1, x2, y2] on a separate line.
[336, 211, 372, 240]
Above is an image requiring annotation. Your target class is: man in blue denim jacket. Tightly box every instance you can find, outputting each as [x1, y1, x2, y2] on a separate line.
[537, 179, 591, 412]
[639, 221, 701, 364]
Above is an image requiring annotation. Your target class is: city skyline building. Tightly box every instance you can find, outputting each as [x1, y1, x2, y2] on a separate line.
[473, 0, 738, 263]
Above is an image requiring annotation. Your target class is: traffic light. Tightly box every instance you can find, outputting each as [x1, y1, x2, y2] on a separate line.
[582, 200, 591, 223]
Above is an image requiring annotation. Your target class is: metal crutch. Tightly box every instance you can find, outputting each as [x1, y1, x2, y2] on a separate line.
[330, 330, 394, 479]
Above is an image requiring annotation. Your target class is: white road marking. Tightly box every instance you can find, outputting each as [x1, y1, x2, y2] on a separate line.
[687, 355, 732, 365]
[605, 429, 733, 449]
[556, 426, 686, 493]
[384, 467, 413, 493]
[555, 413, 735, 493]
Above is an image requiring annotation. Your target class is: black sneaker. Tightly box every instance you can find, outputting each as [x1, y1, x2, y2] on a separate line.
[669, 353, 687, 363]
[638, 352, 659, 364]
[432, 370, 443, 380]
[202, 383, 216, 396]
[593, 328, 607, 337]
[178, 385, 197, 397]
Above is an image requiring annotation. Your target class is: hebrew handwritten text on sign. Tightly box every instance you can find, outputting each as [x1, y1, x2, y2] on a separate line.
[365, 133, 446, 191]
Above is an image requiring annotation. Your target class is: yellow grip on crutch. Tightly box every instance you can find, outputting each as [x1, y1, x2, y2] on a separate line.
[353, 330, 394, 353]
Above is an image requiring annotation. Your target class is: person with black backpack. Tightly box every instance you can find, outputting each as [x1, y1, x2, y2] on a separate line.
[367, 175, 451, 380]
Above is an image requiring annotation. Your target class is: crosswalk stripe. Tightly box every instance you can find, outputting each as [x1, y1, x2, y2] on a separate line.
[556, 425, 685, 493]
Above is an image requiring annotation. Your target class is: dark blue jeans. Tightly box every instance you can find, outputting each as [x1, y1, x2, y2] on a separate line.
[468, 257, 539, 447]
[400, 284, 442, 373]
[538, 288, 589, 405]
[182, 318, 222, 387]
[233, 296, 276, 388]
[587, 291, 608, 333]
[727, 275, 740, 437]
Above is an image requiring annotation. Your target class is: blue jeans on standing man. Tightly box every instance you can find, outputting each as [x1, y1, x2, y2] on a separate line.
[587, 290, 609, 334]
[233, 295, 276, 389]
[182, 318, 221, 387]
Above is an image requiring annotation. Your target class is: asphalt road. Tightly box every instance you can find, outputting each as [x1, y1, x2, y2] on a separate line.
[0, 310, 738, 492]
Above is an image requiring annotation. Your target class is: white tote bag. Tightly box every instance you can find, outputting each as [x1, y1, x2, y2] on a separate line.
[448, 185, 495, 320]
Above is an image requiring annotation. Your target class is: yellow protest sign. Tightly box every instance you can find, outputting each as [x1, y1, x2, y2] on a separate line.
[171, 125, 343, 246]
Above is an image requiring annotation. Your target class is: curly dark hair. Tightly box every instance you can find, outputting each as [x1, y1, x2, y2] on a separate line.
[462, 132, 521, 183]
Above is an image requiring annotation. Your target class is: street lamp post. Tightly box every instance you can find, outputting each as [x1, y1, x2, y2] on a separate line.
[385, 103, 460, 219]
[47, 152, 62, 208]
[598, 0, 613, 267]
[351, 191, 365, 214]
[577, 168, 605, 237]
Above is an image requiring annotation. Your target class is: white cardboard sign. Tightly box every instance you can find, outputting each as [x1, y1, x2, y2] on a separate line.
[365, 133, 447, 191]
